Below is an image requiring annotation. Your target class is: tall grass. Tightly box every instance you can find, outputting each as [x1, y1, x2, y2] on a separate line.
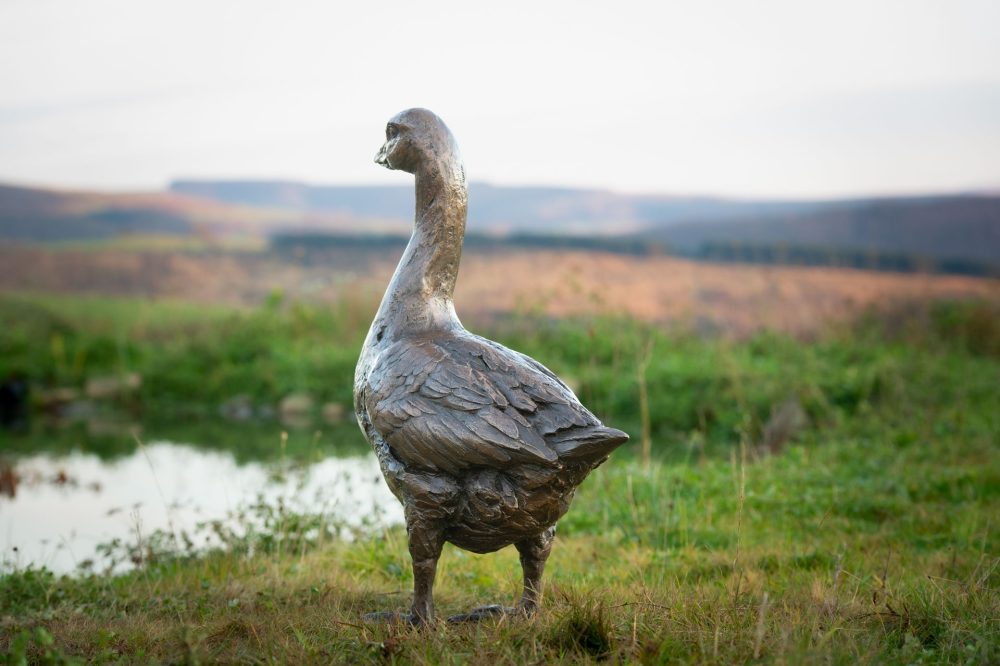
[3, 292, 995, 457]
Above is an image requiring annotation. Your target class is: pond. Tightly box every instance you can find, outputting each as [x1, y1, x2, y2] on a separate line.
[0, 415, 403, 574]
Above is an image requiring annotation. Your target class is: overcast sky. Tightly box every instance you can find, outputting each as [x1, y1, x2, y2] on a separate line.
[1, 0, 999, 198]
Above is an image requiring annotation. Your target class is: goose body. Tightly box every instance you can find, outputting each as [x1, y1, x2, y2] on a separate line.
[353, 108, 628, 623]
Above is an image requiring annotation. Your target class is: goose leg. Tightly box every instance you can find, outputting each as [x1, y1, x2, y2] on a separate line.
[408, 522, 444, 624]
[447, 527, 555, 623]
[515, 526, 555, 615]
[401, 506, 447, 626]
[365, 507, 444, 627]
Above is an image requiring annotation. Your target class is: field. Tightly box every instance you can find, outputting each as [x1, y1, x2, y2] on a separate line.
[2, 245, 998, 337]
[1, 273, 999, 662]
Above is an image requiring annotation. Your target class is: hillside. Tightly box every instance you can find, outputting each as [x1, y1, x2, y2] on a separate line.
[647, 195, 1000, 263]
[170, 179, 821, 234]
[0, 183, 404, 245]
[171, 180, 1000, 267]
[3, 181, 999, 274]
[0, 183, 194, 242]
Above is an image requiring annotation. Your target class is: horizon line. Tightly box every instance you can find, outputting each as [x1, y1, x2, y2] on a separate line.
[2, 176, 999, 205]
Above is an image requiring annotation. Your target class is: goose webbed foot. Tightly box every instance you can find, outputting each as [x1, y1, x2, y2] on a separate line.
[447, 604, 524, 624]
[362, 610, 424, 627]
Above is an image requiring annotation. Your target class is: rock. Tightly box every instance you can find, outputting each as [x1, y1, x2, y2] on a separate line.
[84, 373, 141, 400]
[322, 402, 346, 425]
[87, 418, 141, 438]
[60, 400, 100, 421]
[220, 394, 254, 421]
[279, 412, 313, 430]
[38, 387, 79, 408]
[760, 398, 807, 454]
[279, 393, 314, 417]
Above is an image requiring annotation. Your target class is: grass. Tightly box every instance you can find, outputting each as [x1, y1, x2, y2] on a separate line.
[2, 444, 997, 663]
[1, 292, 998, 662]
[2, 291, 996, 460]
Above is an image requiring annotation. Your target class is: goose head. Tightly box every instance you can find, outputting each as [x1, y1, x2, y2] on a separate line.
[374, 108, 461, 175]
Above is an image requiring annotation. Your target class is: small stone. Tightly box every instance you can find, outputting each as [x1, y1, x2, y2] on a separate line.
[38, 387, 79, 407]
[279, 393, 314, 417]
[279, 412, 312, 430]
[84, 373, 141, 400]
[87, 418, 140, 438]
[61, 400, 99, 421]
[220, 394, 254, 421]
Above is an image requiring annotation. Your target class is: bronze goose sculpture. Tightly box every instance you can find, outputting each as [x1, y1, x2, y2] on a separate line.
[354, 108, 629, 625]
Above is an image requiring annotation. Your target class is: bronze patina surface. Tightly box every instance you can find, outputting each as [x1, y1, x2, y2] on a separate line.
[353, 108, 629, 625]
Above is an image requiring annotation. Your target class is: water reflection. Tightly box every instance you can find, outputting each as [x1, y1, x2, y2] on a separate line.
[0, 440, 402, 574]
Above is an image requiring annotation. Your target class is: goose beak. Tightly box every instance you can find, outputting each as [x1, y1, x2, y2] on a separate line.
[374, 144, 391, 168]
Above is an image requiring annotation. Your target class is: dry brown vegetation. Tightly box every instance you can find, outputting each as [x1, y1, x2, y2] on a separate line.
[2, 246, 998, 337]
[455, 251, 1000, 336]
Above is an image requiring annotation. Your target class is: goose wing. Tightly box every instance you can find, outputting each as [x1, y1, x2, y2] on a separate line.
[364, 334, 627, 476]
[473, 337, 630, 462]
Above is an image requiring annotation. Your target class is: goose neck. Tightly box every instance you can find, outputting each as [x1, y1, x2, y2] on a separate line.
[375, 153, 467, 335]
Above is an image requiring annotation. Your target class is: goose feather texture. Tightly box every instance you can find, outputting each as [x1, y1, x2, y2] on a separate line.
[364, 331, 627, 478]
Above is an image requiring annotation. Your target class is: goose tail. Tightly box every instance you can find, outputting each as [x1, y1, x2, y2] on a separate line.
[549, 425, 630, 465]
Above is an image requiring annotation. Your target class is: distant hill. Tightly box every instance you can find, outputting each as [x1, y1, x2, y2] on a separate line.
[644, 195, 1000, 263]
[0, 183, 193, 242]
[3, 180, 998, 276]
[171, 179, 1000, 272]
[170, 179, 826, 234]
[0, 182, 404, 244]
